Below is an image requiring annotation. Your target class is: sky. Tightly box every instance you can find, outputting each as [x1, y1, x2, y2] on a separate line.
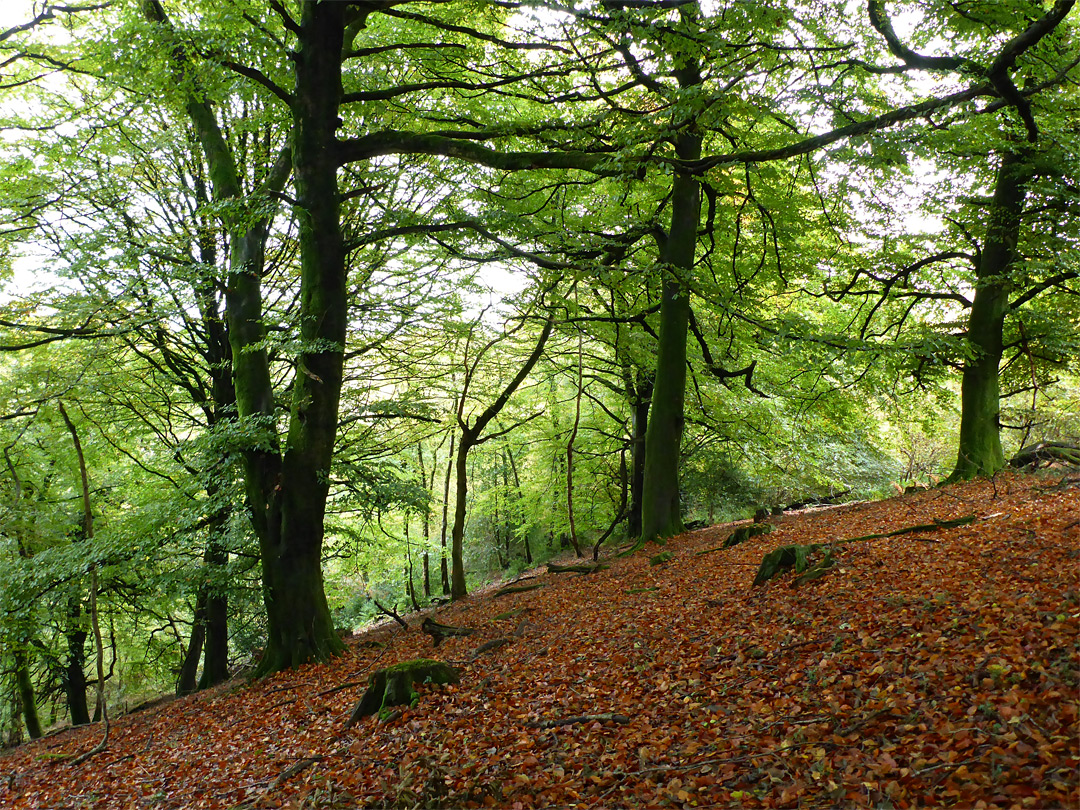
[0, 1, 36, 31]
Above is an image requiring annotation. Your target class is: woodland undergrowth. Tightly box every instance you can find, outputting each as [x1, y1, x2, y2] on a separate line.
[2, 471, 1077, 809]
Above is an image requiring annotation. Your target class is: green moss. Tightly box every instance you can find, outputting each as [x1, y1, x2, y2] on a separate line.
[347, 659, 459, 725]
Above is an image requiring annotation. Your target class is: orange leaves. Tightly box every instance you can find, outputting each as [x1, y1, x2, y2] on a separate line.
[1, 472, 1077, 808]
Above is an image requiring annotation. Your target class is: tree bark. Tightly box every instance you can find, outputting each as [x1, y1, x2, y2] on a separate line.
[14, 645, 42, 740]
[144, 0, 347, 675]
[416, 443, 433, 598]
[640, 130, 702, 543]
[950, 151, 1033, 481]
[439, 430, 455, 595]
[3, 451, 43, 738]
[506, 446, 531, 563]
[176, 591, 206, 695]
[64, 600, 90, 726]
[59, 401, 109, 758]
[253, 1, 349, 674]
[449, 430, 474, 599]
[626, 367, 652, 539]
[565, 322, 585, 557]
[197, 528, 230, 689]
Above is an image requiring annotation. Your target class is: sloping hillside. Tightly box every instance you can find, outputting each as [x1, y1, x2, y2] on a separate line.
[3, 472, 1077, 809]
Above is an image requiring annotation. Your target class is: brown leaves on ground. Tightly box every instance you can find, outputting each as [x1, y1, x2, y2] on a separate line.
[3, 472, 1078, 809]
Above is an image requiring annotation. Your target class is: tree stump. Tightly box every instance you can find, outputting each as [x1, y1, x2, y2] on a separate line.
[346, 659, 459, 725]
[752, 543, 826, 587]
[724, 522, 772, 548]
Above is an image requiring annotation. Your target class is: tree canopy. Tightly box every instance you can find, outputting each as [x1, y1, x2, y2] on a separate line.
[0, 0, 1075, 744]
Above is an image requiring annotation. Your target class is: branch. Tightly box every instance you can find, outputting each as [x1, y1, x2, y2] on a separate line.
[220, 59, 293, 105]
[337, 130, 612, 174]
[866, 1, 976, 72]
[1, 2, 112, 43]
[470, 316, 555, 439]
[524, 713, 630, 728]
[694, 84, 991, 172]
[687, 308, 766, 396]
[1009, 270, 1080, 311]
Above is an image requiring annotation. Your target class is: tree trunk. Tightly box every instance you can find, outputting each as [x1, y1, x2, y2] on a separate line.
[144, 0, 343, 676]
[3, 453, 43, 738]
[417, 443, 432, 598]
[14, 645, 42, 740]
[627, 368, 652, 539]
[950, 151, 1033, 481]
[64, 600, 90, 726]
[565, 324, 584, 557]
[197, 529, 230, 689]
[451, 317, 554, 599]
[450, 431, 474, 600]
[176, 590, 206, 696]
[251, 3, 349, 674]
[439, 430, 455, 596]
[506, 446, 531, 563]
[640, 131, 702, 543]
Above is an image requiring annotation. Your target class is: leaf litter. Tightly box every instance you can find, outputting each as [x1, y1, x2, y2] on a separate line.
[2, 471, 1077, 809]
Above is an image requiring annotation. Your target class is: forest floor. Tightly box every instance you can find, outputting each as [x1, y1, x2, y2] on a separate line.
[2, 471, 1078, 810]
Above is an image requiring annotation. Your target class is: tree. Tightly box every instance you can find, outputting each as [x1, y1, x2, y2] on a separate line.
[449, 309, 554, 599]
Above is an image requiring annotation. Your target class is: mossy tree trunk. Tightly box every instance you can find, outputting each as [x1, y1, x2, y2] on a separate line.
[14, 644, 42, 740]
[640, 128, 701, 543]
[144, 0, 346, 674]
[255, 1, 348, 673]
[950, 151, 1033, 481]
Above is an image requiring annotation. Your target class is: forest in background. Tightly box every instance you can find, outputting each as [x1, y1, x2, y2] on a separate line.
[0, 0, 1077, 745]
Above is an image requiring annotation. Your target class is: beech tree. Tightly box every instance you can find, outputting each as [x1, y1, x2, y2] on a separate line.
[0, 0, 1075, 699]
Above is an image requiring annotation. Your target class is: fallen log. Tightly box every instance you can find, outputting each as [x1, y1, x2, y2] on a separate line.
[470, 637, 511, 660]
[495, 583, 546, 597]
[843, 514, 975, 543]
[782, 489, 851, 511]
[548, 562, 608, 575]
[1010, 441, 1080, 469]
[421, 618, 476, 648]
[492, 607, 530, 621]
[372, 597, 408, 630]
[752, 514, 975, 588]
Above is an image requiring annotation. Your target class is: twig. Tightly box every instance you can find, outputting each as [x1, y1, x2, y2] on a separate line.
[843, 514, 975, 542]
[372, 598, 408, 629]
[633, 740, 835, 775]
[524, 712, 630, 728]
[271, 756, 323, 789]
[835, 708, 888, 737]
[316, 680, 365, 698]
